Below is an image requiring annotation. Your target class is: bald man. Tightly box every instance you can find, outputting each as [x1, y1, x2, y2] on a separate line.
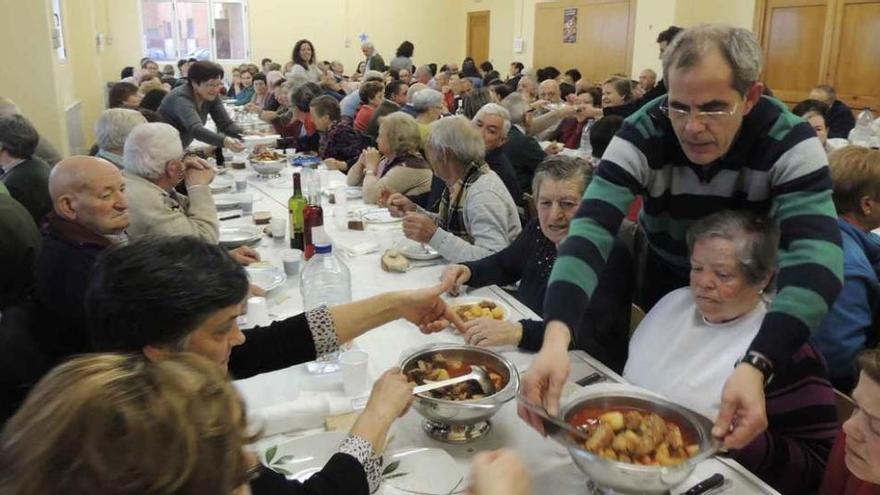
[32, 156, 128, 363]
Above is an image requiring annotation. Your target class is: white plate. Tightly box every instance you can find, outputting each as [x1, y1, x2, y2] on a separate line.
[447, 296, 511, 322]
[210, 175, 234, 193]
[345, 186, 363, 199]
[381, 448, 467, 494]
[396, 239, 441, 260]
[218, 225, 262, 248]
[261, 431, 347, 481]
[246, 264, 286, 292]
[362, 208, 401, 224]
[213, 194, 240, 210]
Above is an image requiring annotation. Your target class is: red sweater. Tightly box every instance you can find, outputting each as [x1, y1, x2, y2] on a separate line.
[821, 431, 880, 495]
[353, 105, 375, 133]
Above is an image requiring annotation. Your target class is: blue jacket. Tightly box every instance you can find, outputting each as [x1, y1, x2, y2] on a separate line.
[813, 218, 880, 378]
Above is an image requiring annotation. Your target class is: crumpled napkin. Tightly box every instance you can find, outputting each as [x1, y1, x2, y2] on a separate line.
[249, 391, 360, 437]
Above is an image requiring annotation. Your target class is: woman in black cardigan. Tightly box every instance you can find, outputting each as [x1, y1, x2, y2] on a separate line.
[441, 155, 634, 371]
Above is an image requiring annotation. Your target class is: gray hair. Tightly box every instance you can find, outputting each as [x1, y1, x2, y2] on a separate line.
[662, 24, 763, 97]
[531, 155, 592, 200]
[123, 123, 183, 180]
[0, 97, 21, 118]
[363, 70, 385, 82]
[500, 92, 530, 125]
[412, 88, 444, 112]
[473, 103, 511, 135]
[414, 65, 432, 78]
[361, 41, 375, 52]
[425, 116, 485, 167]
[0, 114, 39, 159]
[95, 109, 147, 152]
[406, 83, 427, 102]
[685, 210, 779, 287]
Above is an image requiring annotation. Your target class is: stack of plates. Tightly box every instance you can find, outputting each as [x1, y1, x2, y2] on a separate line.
[218, 225, 262, 248]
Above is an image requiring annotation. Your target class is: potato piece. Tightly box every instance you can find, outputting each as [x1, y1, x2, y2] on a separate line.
[600, 448, 618, 461]
[612, 430, 642, 455]
[685, 444, 700, 457]
[491, 307, 504, 319]
[618, 453, 632, 464]
[599, 411, 625, 432]
[435, 369, 450, 381]
[585, 423, 615, 452]
[666, 424, 684, 450]
[640, 413, 668, 439]
[482, 308, 492, 317]
[655, 442, 679, 466]
[624, 410, 643, 430]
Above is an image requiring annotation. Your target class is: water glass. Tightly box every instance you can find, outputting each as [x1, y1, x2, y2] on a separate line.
[339, 350, 370, 396]
[238, 193, 254, 215]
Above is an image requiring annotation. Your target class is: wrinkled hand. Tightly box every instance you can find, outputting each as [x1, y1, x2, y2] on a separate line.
[543, 142, 562, 155]
[530, 99, 549, 111]
[229, 245, 261, 266]
[397, 283, 465, 333]
[463, 318, 523, 347]
[467, 449, 531, 495]
[386, 192, 415, 217]
[518, 321, 571, 433]
[440, 265, 471, 296]
[377, 186, 393, 207]
[402, 212, 437, 243]
[364, 368, 415, 419]
[184, 156, 216, 186]
[362, 147, 381, 173]
[224, 137, 245, 153]
[713, 363, 768, 449]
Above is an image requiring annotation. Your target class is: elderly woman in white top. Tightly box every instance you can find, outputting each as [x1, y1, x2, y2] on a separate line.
[386, 116, 521, 263]
[623, 210, 837, 494]
[94, 109, 147, 170]
[122, 122, 219, 243]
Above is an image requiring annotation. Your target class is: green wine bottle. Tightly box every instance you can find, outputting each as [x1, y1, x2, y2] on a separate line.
[289, 172, 306, 250]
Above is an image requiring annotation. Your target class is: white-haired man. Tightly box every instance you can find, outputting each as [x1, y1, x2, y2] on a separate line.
[473, 103, 521, 205]
[361, 42, 386, 72]
[414, 65, 432, 85]
[94, 108, 147, 170]
[122, 122, 219, 242]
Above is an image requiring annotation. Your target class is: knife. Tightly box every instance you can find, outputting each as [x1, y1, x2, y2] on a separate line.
[682, 473, 725, 495]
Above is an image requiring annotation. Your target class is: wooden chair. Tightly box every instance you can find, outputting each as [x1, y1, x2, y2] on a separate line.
[629, 304, 646, 338]
[834, 388, 856, 426]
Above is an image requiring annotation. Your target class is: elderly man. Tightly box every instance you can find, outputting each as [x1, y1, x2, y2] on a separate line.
[0, 97, 62, 167]
[473, 103, 521, 205]
[123, 122, 219, 242]
[30, 156, 128, 367]
[361, 41, 386, 72]
[523, 25, 844, 454]
[0, 115, 51, 224]
[94, 108, 147, 170]
[414, 65, 432, 85]
[634, 25, 684, 106]
[517, 76, 539, 103]
[809, 84, 856, 139]
[639, 68, 657, 95]
[402, 83, 426, 117]
[398, 68, 413, 85]
[532, 79, 577, 141]
[341, 70, 384, 118]
[387, 116, 521, 263]
[501, 93, 547, 193]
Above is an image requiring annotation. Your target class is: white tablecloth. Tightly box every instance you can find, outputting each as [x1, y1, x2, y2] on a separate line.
[224, 164, 778, 494]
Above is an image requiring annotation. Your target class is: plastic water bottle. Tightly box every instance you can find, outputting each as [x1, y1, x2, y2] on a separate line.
[301, 239, 351, 311]
[579, 119, 594, 157]
[849, 107, 875, 146]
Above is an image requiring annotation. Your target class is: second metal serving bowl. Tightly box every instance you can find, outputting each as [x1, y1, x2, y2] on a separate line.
[249, 158, 286, 176]
[559, 386, 721, 494]
[399, 343, 519, 443]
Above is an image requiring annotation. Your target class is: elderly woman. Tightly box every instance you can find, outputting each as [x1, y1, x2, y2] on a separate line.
[600, 76, 638, 118]
[122, 122, 219, 242]
[0, 115, 51, 224]
[354, 80, 385, 133]
[232, 68, 255, 105]
[412, 88, 446, 144]
[347, 112, 431, 205]
[623, 210, 838, 494]
[387, 116, 521, 263]
[0, 352, 412, 495]
[311, 95, 366, 172]
[821, 349, 880, 494]
[158, 61, 245, 152]
[94, 108, 147, 170]
[289, 39, 322, 83]
[275, 82, 321, 153]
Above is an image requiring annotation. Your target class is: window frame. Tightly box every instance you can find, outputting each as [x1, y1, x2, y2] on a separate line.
[138, 0, 250, 64]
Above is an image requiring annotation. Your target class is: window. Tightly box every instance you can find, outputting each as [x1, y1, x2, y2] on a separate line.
[51, 0, 67, 61]
[140, 0, 248, 62]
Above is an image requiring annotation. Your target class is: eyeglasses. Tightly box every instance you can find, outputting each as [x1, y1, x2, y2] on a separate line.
[659, 102, 739, 123]
[199, 81, 224, 89]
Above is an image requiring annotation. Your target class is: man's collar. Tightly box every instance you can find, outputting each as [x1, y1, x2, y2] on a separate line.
[96, 149, 125, 170]
[1, 158, 26, 175]
[45, 211, 119, 249]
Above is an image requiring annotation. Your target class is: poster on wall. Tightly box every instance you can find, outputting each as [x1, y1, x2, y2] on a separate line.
[563, 8, 577, 43]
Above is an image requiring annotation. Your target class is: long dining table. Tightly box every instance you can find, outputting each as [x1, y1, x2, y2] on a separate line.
[219, 160, 780, 495]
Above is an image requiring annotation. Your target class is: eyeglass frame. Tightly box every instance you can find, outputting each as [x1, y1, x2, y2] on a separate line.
[658, 100, 740, 123]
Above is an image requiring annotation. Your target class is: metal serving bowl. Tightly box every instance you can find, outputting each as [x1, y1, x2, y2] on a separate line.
[399, 343, 519, 443]
[249, 157, 286, 175]
[559, 387, 720, 494]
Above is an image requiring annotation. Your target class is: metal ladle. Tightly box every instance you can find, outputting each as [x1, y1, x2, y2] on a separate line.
[412, 365, 496, 396]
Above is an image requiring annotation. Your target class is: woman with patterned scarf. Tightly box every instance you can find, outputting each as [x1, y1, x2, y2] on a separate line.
[386, 116, 521, 263]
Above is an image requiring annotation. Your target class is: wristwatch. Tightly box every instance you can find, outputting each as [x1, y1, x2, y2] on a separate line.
[737, 351, 774, 386]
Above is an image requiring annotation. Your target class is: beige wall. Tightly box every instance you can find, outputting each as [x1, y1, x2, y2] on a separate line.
[675, 0, 756, 29]
[631, 0, 677, 76]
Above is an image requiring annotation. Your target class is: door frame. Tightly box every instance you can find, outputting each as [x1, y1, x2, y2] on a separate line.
[466, 10, 491, 62]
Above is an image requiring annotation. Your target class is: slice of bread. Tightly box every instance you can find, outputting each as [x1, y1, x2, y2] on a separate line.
[381, 249, 409, 273]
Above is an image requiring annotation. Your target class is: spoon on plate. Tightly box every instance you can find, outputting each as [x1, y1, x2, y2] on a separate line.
[412, 365, 496, 396]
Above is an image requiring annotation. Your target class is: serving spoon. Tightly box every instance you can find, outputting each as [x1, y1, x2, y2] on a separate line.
[412, 365, 496, 396]
[515, 392, 592, 442]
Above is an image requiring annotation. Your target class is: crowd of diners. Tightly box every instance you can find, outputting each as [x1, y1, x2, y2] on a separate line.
[0, 24, 878, 495]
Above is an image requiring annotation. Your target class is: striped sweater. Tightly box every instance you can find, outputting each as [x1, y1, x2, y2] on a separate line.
[545, 96, 844, 368]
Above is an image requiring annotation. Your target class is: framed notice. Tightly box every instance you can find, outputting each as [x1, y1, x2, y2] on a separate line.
[563, 8, 577, 43]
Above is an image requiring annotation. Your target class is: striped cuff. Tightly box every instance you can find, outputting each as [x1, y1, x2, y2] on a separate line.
[338, 434, 382, 493]
[305, 305, 339, 357]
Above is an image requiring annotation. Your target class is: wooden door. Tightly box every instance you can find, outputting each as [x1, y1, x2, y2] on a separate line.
[826, 0, 880, 111]
[467, 11, 490, 65]
[756, 0, 834, 106]
[534, 0, 635, 83]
